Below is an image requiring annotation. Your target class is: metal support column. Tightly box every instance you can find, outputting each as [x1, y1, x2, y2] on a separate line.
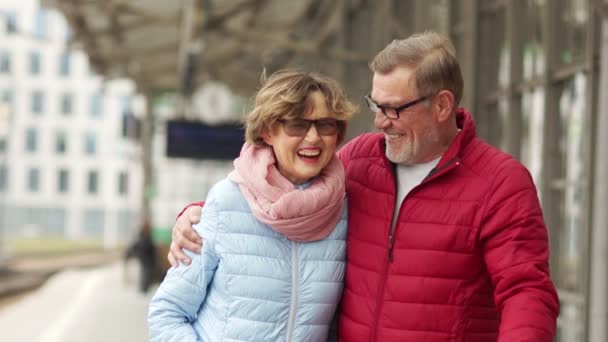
[475, 3, 502, 143]
[540, 0, 563, 279]
[412, 0, 431, 33]
[505, 0, 524, 159]
[176, 0, 202, 119]
[588, 16, 608, 342]
[457, 0, 478, 112]
[140, 91, 154, 224]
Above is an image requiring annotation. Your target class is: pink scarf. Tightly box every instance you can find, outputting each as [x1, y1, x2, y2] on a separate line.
[228, 143, 345, 242]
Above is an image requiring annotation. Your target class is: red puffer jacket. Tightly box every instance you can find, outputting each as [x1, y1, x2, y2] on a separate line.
[336, 109, 559, 342]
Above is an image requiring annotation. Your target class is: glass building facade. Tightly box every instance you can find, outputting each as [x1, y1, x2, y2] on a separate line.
[418, 1, 601, 341]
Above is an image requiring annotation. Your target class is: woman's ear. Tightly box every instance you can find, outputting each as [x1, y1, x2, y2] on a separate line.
[261, 128, 273, 146]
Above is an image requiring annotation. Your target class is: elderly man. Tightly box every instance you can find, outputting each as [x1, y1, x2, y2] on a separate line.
[168, 31, 559, 341]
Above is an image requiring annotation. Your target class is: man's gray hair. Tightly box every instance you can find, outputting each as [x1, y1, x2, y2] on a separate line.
[370, 31, 464, 108]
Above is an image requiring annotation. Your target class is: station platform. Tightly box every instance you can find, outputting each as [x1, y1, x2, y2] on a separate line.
[0, 249, 122, 300]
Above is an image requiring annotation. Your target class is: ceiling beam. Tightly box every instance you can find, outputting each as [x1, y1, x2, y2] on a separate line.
[217, 26, 368, 62]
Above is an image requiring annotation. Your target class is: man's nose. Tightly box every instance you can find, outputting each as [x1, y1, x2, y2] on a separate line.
[374, 111, 391, 129]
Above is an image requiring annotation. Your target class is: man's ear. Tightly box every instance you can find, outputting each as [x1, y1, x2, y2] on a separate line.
[435, 90, 455, 122]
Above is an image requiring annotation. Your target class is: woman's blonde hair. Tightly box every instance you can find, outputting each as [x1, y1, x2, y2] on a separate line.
[369, 31, 464, 108]
[245, 69, 357, 146]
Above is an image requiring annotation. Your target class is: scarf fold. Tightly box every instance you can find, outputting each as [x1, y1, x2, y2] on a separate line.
[228, 143, 345, 242]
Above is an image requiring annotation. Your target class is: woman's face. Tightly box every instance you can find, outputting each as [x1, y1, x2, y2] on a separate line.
[263, 91, 339, 184]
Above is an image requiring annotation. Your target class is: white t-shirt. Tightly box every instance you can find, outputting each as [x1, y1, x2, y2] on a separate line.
[391, 157, 441, 229]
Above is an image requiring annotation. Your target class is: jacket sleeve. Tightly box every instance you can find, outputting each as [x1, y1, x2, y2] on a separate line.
[337, 139, 356, 171]
[149, 200, 220, 342]
[337, 148, 349, 170]
[479, 162, 559, 342]
[175, 201, 205, 220]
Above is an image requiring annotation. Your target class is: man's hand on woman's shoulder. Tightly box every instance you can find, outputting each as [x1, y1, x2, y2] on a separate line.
[168, 205, 203, 267]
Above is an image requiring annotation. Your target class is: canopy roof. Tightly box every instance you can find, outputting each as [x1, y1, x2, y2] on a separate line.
[45, 0, 369, 96]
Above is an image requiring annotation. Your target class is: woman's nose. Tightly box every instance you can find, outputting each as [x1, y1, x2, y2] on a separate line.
[305, 124, 321, 142]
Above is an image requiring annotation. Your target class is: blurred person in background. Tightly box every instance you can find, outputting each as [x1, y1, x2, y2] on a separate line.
[148, 70, 356, 341]
[124, 219, 158, 293]
[169, 31, 559, 341]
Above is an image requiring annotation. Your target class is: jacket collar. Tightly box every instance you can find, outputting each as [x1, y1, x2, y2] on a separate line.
[435, 108, 476, 168]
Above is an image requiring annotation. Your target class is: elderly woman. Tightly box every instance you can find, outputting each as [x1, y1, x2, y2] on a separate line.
[148, 70, 356, 341]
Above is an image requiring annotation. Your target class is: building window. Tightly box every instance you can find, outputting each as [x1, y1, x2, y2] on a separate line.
[118, 171, 128, 195]
[64, 26, 72, 43]
[31, 91, 44, 114]
[87, 170, 98, 194]
[58, 169, 69, 193]
[27, 168, 40, 192]
[84, 132, 96, 155]
[60, 93, 73, 115]
[117, 209, 136, 239]
[4, 11, 17, 34]
[90, 93, 103, 117]
[0, 90, 13, 111]
[0, 51, 10, 73]
[34, 9, 47, 39]
[25, 127, 37, 152]
[82, 208, 104, 238]
[0, 138, 6, 153]
[120, 95, 132, 115]
[55, 130, 67, 154]
[121, 112, 141, 140]
[59, 52, 70, 76]
[29, 51, 42, 75]
[0, 165, 7, 191]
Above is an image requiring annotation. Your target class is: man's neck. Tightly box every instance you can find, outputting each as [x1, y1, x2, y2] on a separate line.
[415, 127, 459, 164]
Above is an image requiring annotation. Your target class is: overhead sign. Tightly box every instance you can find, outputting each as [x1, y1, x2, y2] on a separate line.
[166, 119, 244, 160]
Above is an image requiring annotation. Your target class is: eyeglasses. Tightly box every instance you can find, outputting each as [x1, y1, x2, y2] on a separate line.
[364, 94, 430, 119]
[278, 118, 341, 137]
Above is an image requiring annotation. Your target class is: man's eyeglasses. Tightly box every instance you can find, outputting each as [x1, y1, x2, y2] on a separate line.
[278, 118, 341, 137]
[364, 94, 430, 119]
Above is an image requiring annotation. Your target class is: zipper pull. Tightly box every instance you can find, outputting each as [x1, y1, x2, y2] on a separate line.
[387, 234, 394, 262]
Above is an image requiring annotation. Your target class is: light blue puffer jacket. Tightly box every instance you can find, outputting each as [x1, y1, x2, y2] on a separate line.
[148, 178, 347, 342]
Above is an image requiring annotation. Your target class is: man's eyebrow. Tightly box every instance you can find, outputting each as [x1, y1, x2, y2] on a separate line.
[369, 94, 400, 107]
[368, 95, 384, 106]
[375, 99, 401, 107]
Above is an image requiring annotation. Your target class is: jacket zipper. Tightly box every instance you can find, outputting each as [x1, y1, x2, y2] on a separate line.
[424, 156, 459, 181]
[371, 244, 392, 342]
[386, 157, 460, 261]
[372, 157, 460, 341]
[286, 241, 298, 342]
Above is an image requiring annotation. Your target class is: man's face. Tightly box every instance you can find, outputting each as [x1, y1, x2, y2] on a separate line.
[370, 66, 441, 165]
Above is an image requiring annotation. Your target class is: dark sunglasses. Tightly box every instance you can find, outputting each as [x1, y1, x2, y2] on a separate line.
[364, 94, 430, 119]
[278, 118, 341, 137]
